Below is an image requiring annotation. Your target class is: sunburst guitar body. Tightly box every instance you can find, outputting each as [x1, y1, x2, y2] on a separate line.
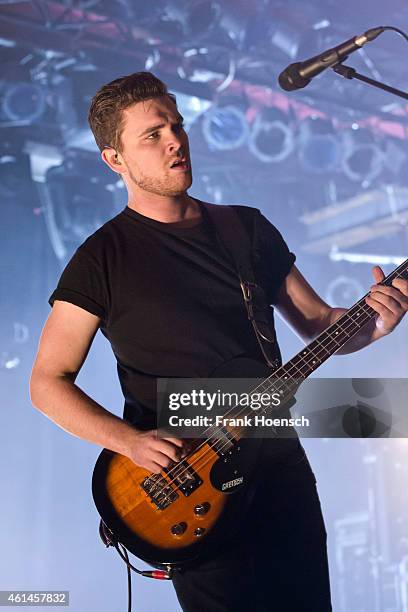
[92, 357, 270, 570]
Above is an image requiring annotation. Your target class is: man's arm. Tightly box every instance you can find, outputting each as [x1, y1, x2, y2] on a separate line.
[30, 301, 184, 472]
[275, 265, 408, 355]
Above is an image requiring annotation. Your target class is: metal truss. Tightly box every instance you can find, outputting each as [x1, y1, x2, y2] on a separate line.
[1, 0, 407, 130]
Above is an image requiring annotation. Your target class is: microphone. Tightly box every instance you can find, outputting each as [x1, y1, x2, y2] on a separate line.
[278, 26, 385, 91]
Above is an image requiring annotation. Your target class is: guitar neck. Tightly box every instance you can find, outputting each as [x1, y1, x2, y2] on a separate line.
[259, 257, 408, 402]
[203, 258, 407, 449]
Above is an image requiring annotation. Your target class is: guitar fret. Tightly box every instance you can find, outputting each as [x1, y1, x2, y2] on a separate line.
[206, 426, 236, 455]
[123, 261, 408, 528]
[198, 259, 408, 450]
[256, 380, 270, 393]
[261, 259, 408, 401]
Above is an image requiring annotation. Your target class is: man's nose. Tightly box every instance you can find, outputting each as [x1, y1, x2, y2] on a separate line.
[168, 141, 185, 155]
[167, 129, 187, 152]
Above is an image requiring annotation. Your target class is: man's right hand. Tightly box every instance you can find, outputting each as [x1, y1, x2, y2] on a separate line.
[30, 302, 189, 474]
[126, 429, 187, 473]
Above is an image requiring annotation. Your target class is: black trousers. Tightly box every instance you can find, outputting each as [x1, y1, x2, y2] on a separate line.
[172, 442, 332, 612]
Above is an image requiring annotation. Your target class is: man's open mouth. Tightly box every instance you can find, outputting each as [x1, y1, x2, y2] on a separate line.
[170, 158, 189, 170]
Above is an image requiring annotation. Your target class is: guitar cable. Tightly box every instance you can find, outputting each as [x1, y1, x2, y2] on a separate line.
[99, 520, 172, 612]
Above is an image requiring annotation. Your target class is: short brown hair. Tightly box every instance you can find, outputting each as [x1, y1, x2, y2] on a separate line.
[88, 71, 177, 153]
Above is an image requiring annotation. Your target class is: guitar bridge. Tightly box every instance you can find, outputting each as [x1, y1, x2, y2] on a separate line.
[140, 474, 179, 510]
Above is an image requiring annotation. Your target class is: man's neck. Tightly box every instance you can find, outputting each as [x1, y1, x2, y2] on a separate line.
[127, 193, 201, 225]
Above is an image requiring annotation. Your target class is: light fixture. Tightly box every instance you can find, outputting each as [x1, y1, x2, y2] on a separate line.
[325, 275, 364, 308]
[0, 153, 31, 198]
[202, 99, 249, 151]
[248, 106, 294, 164]
[342, 127, 384, 184]
[37, 152, 118, 261]
[298, 116, 341, 174]
[149, 0, 220, 43]
[1, 81, 47, 124]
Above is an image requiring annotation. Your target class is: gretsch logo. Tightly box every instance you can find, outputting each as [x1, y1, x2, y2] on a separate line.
[221, 476, 244, 491]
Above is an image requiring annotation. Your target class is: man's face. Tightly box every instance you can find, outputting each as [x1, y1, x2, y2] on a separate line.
[116, 96, 192, 197]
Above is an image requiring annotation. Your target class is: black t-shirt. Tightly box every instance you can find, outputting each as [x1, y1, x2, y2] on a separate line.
[49, 198, 318, 477]
[49, 199, 295, 428]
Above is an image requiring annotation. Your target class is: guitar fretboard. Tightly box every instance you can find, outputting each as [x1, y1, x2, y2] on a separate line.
[204, 258, 408, 445]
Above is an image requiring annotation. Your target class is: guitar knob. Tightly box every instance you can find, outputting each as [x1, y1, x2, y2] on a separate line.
[194, 527, 206, 537]
[171, 522, 187, 536]
[194, 502, 210, 516]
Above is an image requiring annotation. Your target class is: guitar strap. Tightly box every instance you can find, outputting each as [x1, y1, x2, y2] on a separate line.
[203, 203, 281, 369]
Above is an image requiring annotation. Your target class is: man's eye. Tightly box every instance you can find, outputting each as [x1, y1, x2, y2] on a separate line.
[146, 122, 184, 140]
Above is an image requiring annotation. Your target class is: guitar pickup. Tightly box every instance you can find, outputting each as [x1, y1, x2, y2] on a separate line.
[164, 460, 203, 497]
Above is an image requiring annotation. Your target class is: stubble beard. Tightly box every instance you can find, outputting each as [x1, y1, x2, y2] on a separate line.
[128, 166, 192, 197]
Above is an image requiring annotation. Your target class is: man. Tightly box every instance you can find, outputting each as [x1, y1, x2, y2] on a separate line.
[30, 72, 408, 611]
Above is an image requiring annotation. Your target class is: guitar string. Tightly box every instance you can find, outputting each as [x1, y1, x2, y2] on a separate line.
[145, 300, 374, 499]
[151, 265, 407, 497]
[152, 299, 376, 495]
[185, 262, 408, 455]
[157, 286, 406, 498]
[185, 263, 408, 452]
[146, 265, 407, 501]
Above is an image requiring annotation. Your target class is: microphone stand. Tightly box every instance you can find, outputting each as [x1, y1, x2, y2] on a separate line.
[332, 62, 408, 101]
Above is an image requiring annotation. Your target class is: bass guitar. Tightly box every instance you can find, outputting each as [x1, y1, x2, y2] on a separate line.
[92, 258, 407, 570]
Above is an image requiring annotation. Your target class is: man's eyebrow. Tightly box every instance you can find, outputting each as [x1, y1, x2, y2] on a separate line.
[138, 114, 184, 138]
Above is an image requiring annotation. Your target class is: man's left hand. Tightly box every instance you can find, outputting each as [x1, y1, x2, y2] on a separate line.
[365, 265, 408, 335]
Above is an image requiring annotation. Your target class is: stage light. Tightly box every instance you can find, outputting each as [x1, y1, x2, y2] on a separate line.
[149, 0, 220, 43]
[177, 46, 234, 92]
[184, 0, 220, 39]
[1, 82, 47, 124]
[325, 275, 364, 308]
[0, 153, 31, 198]
[269, 22, 303, 59]
[0, 353, 20, 370]
[201, 101, 249, 151]
[342, 128, 384, 184]
[248, 107, 294, 163]
[38, 153, 119, 260]
[329, 247, 405, 267]
[298, 116, 341, 174]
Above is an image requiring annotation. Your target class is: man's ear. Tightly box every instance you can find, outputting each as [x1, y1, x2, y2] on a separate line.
[101, 148, 124, 174]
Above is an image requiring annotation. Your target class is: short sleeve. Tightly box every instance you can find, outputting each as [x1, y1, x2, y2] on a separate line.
[253, 210, 296, 305]
[48, 247, 108, 321]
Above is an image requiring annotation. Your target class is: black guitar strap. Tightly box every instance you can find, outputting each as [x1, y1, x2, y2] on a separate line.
[203, 203, 281, 369]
